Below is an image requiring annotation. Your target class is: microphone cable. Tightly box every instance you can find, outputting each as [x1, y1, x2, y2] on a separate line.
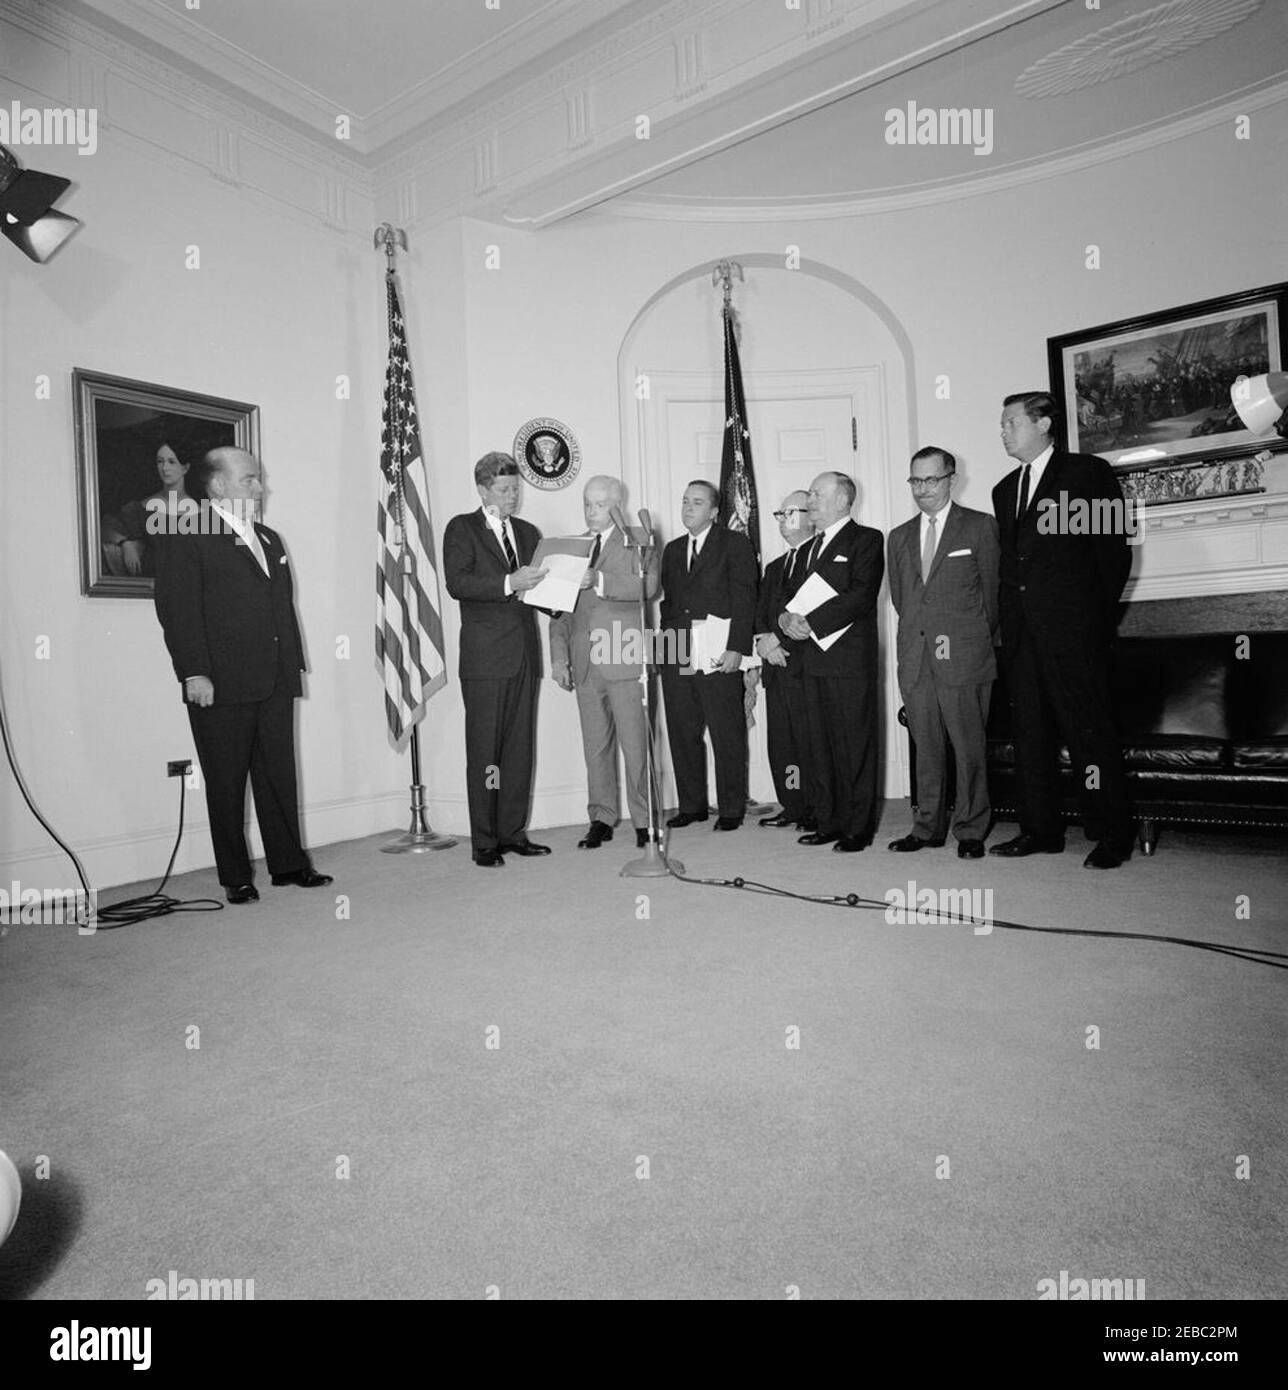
[0, 656, 222, 931]
[664, 861, 1288, 971]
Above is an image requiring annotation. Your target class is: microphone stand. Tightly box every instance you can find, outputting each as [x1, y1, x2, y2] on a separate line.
[618, 514, 683, 879]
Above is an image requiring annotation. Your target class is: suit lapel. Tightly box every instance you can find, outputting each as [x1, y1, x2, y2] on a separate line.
[690, 525, 717, 579]
[925, 506, 963, 586]
[474, 508, 511, 569]
[222, 522, 269, 579]
[1019, 453, 1062, 534]
[811, 519, 850, 576]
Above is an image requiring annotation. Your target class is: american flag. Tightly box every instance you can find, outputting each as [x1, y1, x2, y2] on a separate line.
[719, 301, 761, 570]
[376, 276, 447, 742]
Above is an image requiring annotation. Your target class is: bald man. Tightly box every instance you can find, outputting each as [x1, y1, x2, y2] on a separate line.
[776, 471, 885, 852]
[550, 475, 660, 849]
[754, 490, 816, 829]
[153, 448, 331, 904]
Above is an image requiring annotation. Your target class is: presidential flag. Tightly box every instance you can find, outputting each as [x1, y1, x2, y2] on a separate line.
[376, 276, 447, 743]
[719, 301, 761, 570]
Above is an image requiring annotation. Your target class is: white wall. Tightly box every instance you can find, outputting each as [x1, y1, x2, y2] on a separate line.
[0, 118, 407, 890]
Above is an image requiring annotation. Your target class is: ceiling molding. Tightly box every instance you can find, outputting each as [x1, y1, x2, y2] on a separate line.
[598, 79, 1288, 223]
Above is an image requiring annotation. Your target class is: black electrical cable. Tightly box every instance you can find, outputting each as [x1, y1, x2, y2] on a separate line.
[91, 777, 224, 928]
[0, 663, 222, 930]
[664, 862, 1288, 971]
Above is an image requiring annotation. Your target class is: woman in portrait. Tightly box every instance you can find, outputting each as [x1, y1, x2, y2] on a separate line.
[117, 441, 198, 577]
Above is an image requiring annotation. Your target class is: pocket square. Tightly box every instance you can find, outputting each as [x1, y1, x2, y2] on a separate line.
[832, 554, 848, 561]
[947, 548, 971, 557]
[279, 555, 288, 564]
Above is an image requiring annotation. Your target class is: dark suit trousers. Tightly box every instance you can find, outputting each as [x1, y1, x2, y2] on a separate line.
[904, 671, 991, 842]
[764, 669, 812, 821]
[661, 666, 747, 818]
[804, 676, 878, 840]
[462, 654, 538, 851]
[1006, 632, 1133, 844]
[187, 686, 309, 886]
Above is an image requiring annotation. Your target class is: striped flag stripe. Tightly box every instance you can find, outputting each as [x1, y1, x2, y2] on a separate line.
[375, 277, 447, 743]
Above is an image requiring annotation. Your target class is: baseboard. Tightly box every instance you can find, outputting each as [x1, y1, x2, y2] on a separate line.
[1, 784, 603, 892]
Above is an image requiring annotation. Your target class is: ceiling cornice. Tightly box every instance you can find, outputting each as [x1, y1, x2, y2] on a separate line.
[599, 79, 1288, 223]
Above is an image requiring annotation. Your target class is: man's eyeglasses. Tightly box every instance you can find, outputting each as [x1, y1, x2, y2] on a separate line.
[772, 507, 808, 520]
[907, 474, 953, 490]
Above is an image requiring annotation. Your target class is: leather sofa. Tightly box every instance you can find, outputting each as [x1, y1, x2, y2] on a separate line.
[982, 632, 1288, 853]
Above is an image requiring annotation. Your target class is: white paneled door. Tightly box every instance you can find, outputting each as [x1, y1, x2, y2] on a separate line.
[638, 368, 907, 808]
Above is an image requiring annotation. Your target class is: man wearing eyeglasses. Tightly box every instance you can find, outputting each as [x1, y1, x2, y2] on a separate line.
[886, 448, 1000, 859]
[753, 491, 817, 830]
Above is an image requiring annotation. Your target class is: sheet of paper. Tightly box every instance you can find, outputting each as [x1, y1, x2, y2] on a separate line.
[533, 535, 595, 564]
[521, 551, 588, 611]
[688, 616, 759, 673]
[785, 570, 851, 652]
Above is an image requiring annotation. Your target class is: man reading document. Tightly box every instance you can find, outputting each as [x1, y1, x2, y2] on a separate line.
[778, 471, 884, 853]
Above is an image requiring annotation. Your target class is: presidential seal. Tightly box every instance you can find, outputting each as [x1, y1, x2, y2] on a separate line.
[514, 418, 581, 491]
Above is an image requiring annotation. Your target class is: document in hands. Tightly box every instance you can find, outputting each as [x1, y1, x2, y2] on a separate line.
[786, 571, 851, 652]
[688, 616, 760, 673]
[521, 536, 594, 611]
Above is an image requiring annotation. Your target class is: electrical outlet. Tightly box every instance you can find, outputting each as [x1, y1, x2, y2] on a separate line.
[167, 759, 192, 778]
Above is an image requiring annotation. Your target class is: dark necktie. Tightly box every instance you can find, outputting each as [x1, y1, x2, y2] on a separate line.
[784, 545, 798, 587]
[688, 536, 698, 572]
[589, 532, 602, 567]
[1016, 463, 1031, 521]
[501, 521, 518, 572]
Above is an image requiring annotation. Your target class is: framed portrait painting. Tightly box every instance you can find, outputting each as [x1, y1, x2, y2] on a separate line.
[1048, 282, 1288, 481]
[73, 370, 259, 598]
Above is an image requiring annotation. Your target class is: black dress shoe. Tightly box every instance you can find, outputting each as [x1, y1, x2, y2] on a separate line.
[887, 834, 945, 852]
[713, 816, 743, 831]
[795, 817, 818, 833]
[758, 811, 797, 828]
[498, 840, 551, 856]
[666, 812, 708, 828]
[635, 828, 650, 849]
[1084, 841, 1131, 869]
[833, 835, 868, 853]
[989, 833, 1065, 857]
[226, 884, 259, 904]
[577, 821, 614, 849]
[957, 839, 986, 859]
[798, 830, 839, 846]
[270, 869, 333, 888]
[472, 849, 505, 867]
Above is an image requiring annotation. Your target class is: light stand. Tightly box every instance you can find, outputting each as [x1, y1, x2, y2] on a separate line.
[618, 514, 683, 879]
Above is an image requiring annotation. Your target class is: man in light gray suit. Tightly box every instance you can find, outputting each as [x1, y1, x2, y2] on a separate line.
[550, 475, 661, 850]
[886, 447, 1000, 859]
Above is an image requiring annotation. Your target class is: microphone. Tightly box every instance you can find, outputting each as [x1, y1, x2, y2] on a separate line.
[610, 504, 637, 546]
[637, 508, 653, 536]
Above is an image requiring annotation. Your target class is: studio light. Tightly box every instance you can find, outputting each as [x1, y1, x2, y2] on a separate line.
[1230, 371, 1288, 437]
[0, 143, 81, 263]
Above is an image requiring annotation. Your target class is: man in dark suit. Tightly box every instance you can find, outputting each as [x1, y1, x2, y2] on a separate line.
[886, 447, 1000, 859]
[659, 480, 758, 831]
[754, 490, 816, 830]
[550, 475, 660, 851]
[153, 447, 331, 905]
[776, 471, 884, 853]
[990, 391, 1135, 869]
[443, 451, 551, 867]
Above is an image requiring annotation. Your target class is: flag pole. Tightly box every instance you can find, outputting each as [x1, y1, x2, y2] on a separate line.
[713, 260, 774, 819]
[375, 222, 457, 854]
